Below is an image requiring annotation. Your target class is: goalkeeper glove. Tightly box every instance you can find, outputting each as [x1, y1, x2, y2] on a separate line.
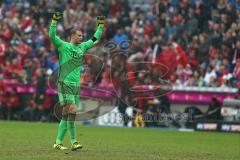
[52, 12, 62, 21]
[97, 16, 105, 27]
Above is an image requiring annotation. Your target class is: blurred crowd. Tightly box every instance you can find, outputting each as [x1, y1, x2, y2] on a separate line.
[0, 0, 239, 121]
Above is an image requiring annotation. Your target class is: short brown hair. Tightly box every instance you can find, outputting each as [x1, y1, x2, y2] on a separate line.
[70, 28, 83, 36]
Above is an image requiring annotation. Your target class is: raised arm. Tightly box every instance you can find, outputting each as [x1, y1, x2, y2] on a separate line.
[81, 16, 105, 51]
[48, 12, 65, 49]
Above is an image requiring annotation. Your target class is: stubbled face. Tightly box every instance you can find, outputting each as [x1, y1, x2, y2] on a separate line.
[71, 30, 83, 45]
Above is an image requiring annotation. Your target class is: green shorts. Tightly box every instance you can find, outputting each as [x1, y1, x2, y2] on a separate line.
[57, 82, 80, 106]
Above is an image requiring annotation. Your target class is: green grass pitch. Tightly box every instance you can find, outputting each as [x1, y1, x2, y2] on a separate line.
[0, 121, 239, 160]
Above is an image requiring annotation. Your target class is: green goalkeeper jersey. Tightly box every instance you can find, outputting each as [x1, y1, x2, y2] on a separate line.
[49, 21, 103, 84]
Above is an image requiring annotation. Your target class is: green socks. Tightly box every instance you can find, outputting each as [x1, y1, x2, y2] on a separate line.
[56, 114, 77, 145]
[56, 119, 67, 144]
[68, 121, 77, 144]
[68, 114, 77, 144]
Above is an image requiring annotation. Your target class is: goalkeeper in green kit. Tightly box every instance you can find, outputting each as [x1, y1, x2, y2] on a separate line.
[49, 12, 104, 151]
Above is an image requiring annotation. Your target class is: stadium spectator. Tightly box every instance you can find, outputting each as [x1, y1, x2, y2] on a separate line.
[204, 66, 217, 87]
[34, 68, 47, 121]
[113, 28, 129, 45]
[4, 88, 20, 120]
[205, 97, 222, 120]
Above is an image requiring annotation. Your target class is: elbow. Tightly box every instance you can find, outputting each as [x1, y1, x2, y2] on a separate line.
[48, 30, 51, 37]
[48, 33, 55, 42]
[49, 36, 54, 42]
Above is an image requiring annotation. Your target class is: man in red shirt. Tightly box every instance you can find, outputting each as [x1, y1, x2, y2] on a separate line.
[3, 59, 23, 79]
[4, 88, 20, 120]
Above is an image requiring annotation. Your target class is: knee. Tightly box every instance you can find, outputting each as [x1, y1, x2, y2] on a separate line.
[68, 105, 77, 115]
[62, 106, 69, 119]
